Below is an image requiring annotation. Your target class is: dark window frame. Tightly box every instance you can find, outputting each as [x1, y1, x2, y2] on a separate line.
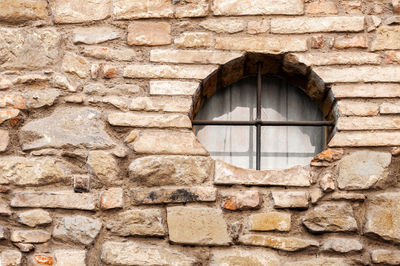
[192, 62, 334, 170]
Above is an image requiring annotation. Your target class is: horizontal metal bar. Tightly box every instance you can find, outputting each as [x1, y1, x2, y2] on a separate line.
[192, 120, 335, 126]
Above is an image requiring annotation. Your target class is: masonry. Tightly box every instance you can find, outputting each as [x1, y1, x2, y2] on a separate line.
[0, 0, 400, 265]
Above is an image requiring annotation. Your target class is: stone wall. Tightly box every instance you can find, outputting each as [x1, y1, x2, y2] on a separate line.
[0, 0, 400, 265]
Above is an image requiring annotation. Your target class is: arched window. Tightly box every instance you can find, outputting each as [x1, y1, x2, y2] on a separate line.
[193, 62, 333, 170]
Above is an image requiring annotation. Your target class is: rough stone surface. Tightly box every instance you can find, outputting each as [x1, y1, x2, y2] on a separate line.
[371, 26, 400, 50]
[11, 191, 97, 210]
[128, 22, 171, 46]
[337, 101, 379, 116]
[332, 84, 400, 98]
[338, 116, 400, 130]
[20, 107, 115, 151]
[82, 46, 137, 61]
[212, 0, 304, 15]
[87, 150, 119, 185]
[149, 80, 199, 96]
[132, 187, 216, 204]
[175, 32, 214, 48]
[364, 191, 400, 243]
[0, 28, 60, 70]
[62, 52, 90, 79]
[100, 188, 123, 210]
[54, 250, 86, 266]
[53, 0, 110, 23]
[210, 249, 279, 266]
[0, 109, 20, 124]
[0, 157, 67, 186]
[123, 64, 217, 79]
[17, 209, 52, 227]
[107, 209, 164, 236]
[292, 52, 380, 66]
[31, 254, 54, 265]
[314, 66, 400, 83]
[167, 206, 231, 245]
[302, 202, 358, 233]
[334, 35, 368, 49]
[11, 230, 51, 243]
[24, 89, 60, 109]
[113, 0, 173, 19]
[200, 19, 246, 33]
[129, 97, 192, 113]
[0, 130, 9, 152]
[249, 212, 291, 232]
[176, 0, 208, 18]
[371, 249, 400, 265]
[306, 1, 338, 14]
[247, 19, 270, 34]
[239, 234, 319, 251]
[0, 0, 48, 22]
[220, 190, 261, 211]
[108, 112, 191, 128]
[128, 155, 212, 186]
[53, 215, 102, 245]
[101, 241, 196, 266]
[329, 132, 400, 147]
[73, 27, 121, 44]
[272, 191, 309, 209]
[214, 160, 311, 187]
[321, 237, 363, 253]
[337, 151, 391, 190]
[1, 250, 22, 266]
[380, 102, 400, 114]
[284, 257, 347, 266]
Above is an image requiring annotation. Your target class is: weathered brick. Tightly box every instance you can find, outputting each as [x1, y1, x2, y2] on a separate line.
[0, 0, 48, 22]
[380, 102, 400, 114]
[176, 0, 208, 18]
[337, 101, 379, 116]
[53, 215, 102, 245]
[11, 230, 51, 243]
[123, 64, 217, 79]
[108, 112, 191, 128]
[306, 1, 338, 14]
[62, 52, 90, 79]
[11, 191, 97, 210]
[81, 46, 138, 61]
[112, 0, 173, 19]
[212, 0, 304, 15]
[239, 234, 318, 251]
[249, 212, 291, 232]
[385, 51, 400, 64]
[247, 19, 270, 34]
[216, 36, 308, 53]
[291, 52, 380, 66]
[175, 32, 214, 48]
[100, 188, 123, 210]
[200, 19, 246, 33]
[332, 84, 400, 98]
[54, 250, 86, 266]
[314, 66, 400, 83]
[167, 206, 231, 245]
[127, 22, 171, 46]
[333, 35, 368, 49]
[53, 0, 110, 23]
[371, 249, 400, 265]
[271, 16, 364, 33]
[210, 249, 279, 266]
[272, 191, 309, 209]
[338, 116, 400, 130]
[132, 187, 216, 204]
[73, 27, 121, 44]
[329, 132, 400, 147]
[17, 209, 52, 228]
[150, 80, 199, 96]
[150, 49, 243, 65]
[129, 97, 192, 113]
[220, 190, 261, 211]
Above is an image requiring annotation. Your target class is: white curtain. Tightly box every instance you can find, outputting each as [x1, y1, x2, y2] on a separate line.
[195, 76, 324, 170]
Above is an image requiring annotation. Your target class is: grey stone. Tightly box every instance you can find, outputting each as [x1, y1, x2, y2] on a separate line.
[337, 151, 391, 190]
[53, 215, 102, 245]
[321, 237, 363, 253]
[24, 89, 60, 109]
[20, 107, 115, 151]
[73, 26, 121, 44]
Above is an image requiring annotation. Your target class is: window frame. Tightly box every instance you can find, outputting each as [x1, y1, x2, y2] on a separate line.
[192, 62, 334, 170]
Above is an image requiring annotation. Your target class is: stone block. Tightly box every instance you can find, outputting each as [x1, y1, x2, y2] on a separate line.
[167, 206, 231, 245]
[0, 109, 20, 125]
[291, 52, 380, 66]
[127, 22, 171, 46]
[175, 32, 214, 48]
[108, 112, 191, 128]
[314, 66, 400, 83]
[0, 130, 9, 152]
[31, 254, 54, 266]
[1, 250, 22, 266]
[248, 212, 291, 232]
[329, 132, 400, 147]
[176, 0, 208, 18]
[24, 89, 60, 109]
[325, 192, 366, 201]
[17, 209, 52, 228]
[123, 64, 217, 79]
[339, 116, 400, 130]
[306, 1, 338, 14]
[284, 257, 347, 266]
[380, 102, 400, 114]
[371, 249, 400, 265]
[81, 46, 138, 61]
[337, 101, 379, 116]
[220, 190, 261, 211]
[210, 249, 279, 266]
[149, 80, 199, 96]
[87, 150, 119, 185]
[54, 250, 86, 266]
[112, 0, 173, 19]
[321, 237, 363, 253]
[333, 35, 368, 49]
[100, 188, 123, 210]
[11, 230, 51, 243]
[247, 19, 270, 34]
[310, 149, 344, 167]
[73, 175, 90, 193]
[200, 19, 245, 33]
[53, 215, 102, 245]
[73, 27, 121, 44]
[371, 26, 400, 50]
[385, 51, 400, 63]
[53, 0, 110, 23]
[0, 76, 12, 90]
[239, 234, 318, 251]
[0, 0, 48, 22]
[129, 97, 192, 113]
[332, 84, 400, 98]
[212, 0, 304, 15]
[62, 52, 90, 79]
[272, 191, 309, 209]
[0, 94, 25, 109]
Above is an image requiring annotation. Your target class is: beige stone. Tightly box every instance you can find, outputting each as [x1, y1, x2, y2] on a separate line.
[0, 130, 9, 152]
[150, 49, 243, 65]
[52, 73, 76, 92]
[220, 190, 261, 211]
[0, 199, 11, 216]
[1, 250, 22, 266]
[132, 187, 216, 204]
[167, 206, 231, 245]
[11, 230, 51, 243]
[319, 172, 335, 192]
[73, 27, 121, 44]
[62, 52, 90, 79]
[364, 191, 400, 243]
[175, 0, 208, 18]
[338, 116, 400, 130]
[380, 102, 400, 114]
[17, 209, 52, 227]
[101, 241, 196, 265]
[302, 202, 358, 232]
[127, 22, 171, 46]
[271, 16, 364, 33]
[129, 97, 191, 113]
[314, 66, 400, 83]
[128, 155, 212, 186]
[385, 51, 400, 63]
[306, 1, 338, 14]
[0, 0, 47, 22]
[216, 36, 308, 53]
[25, 89, 60, 109]
[371, 26, 400, 50]
[112, 0, 173, 19]
[53, 215, 102, 245]
[54, 250, 86, 266]
[249, 212, 291, 232]
[210, 249, 279, 266]
[337, 101, 379, 116]
[11, 191, 97, 210]
[371, 249, 400, 265]
[239, 234, 318, 251]
[87, 150, 119, 185]
[284, 257, 348, 266]
[325, 192, 366, 201]
[291, 52, 380, 66]
[332, 84, 400, 98]
[329, 132, 400, 147]
[272, 191, 309, 209]
[53, 0, 110, 23]
[150, 80, 199, 96]
[0, 76, 12, 90]
[394, 0, 400, 14]
[175, 32, 214, 48]
[124, 64, 216, 80]
[214, 160, 311, 187]
[0, 109, 19, 124]
[321, 237, 363, 253]
[0, 94, 25, 109]
[108, 112, 191, 128]
[82, 46, 137, 62]
[333, 35, 368, 49]
[100, 188, 123, 210]
[247, 19, 270, 34]
[200, 19, 245, 33]
[212, 0, 304, 15]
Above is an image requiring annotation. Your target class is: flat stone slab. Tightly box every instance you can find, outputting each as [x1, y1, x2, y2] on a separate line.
[210, 249, 279, 266]
[53, 215, 102, 245]
[239, 234, 319, 251]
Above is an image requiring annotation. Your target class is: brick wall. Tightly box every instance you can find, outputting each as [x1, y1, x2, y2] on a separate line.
[0, 0, 400, 265]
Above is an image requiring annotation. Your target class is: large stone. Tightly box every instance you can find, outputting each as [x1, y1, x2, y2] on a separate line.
[332, 84, 400, 98]
[127, 22, 171, 46]
[248, 212, 291, 232]
[128, 155, 212, 186]
[0, 109, 20, 124]
[87, 151, 119, 185]
[0, 0, 48, 22]
[200, 19, 245, 33]
[24, 89, 60, 109]
[112, 0, 173, 19]
[167, 206, 231, 245]
[174, 32, 215, 48]
[81, 46, 137, 61]
[284, 257, 348, 266]
[338, 116, 400, 130]
[210, 249, 279, 266]
[0, 28, 60, 70]
[214, 160, 311, 187]
[149, 80, 199, 96]
[333, 35, 367, 49]
[11, 230, 51, 243]
[17, 209, 52, 227]
[329, 132, 400, 147]
[131, 187, 216, 204]
[127, 130, 208, 155]
[380, 102, 400, 114]
[11, 191, 97, 210]
[306, 1, 338, 14]
[73, 27, 121, 44]
[0, 157, 67, 186]
[371, 26, 400, 50]
[100, 188, 123, 210]
[20, 107, 115, 151]
[239, 234, 319, 251]
[371, 249, 400, 265]
[291, 52, 381, 66]
[321, 237, 363, 253]
[54, 250, 86, 266]
[212, 0, 304, 15]
[220, 190, 261, 211]
[337, 151, 391, 190]
[302, 202, 358, 233]
[337, 101, 379, 116]
[364, 191, 400, 243]
[53, 0, 110, 23]
[107, 209, 164, 236]
[175, 0, 208, 18]
[129, 97, 192, 113]
[108, 112, 191, 128]
[1, 250, 22, 266]
[101, 241, 196, 265]
[62, 52, 90, 78]
[123, 64, 217, 79]
[53, 215, 102, 245]
[314, 66, 400, 83]
[272, 191, 309, 209]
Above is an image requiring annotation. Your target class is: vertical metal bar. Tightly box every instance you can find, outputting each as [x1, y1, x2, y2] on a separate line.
[256, 62, 262, 170]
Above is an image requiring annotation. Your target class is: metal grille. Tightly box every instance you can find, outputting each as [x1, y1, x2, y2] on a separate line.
[192, 62, 334, 170]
